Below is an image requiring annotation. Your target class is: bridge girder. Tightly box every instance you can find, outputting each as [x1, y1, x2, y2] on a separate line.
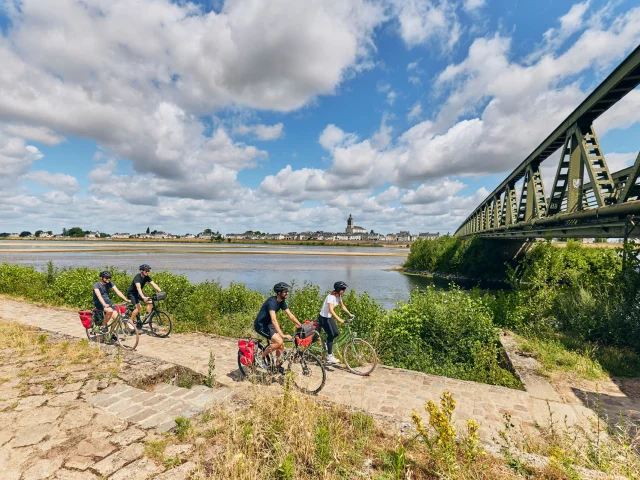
[455, 45, 640, 240]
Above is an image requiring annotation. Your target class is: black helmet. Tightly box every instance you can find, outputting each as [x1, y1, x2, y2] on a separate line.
[139, 264, 151, 271]
[99, 271, 112, 279]
[334, 281, 348, 291]
[273, 282, 291, 294]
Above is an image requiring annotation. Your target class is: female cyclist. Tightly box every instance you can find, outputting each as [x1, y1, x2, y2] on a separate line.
[317, 281, 353, 364]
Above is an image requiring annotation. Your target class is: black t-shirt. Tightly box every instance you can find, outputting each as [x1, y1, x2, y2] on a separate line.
[254, 296, 288, 328]
[127, 273, 153, 296]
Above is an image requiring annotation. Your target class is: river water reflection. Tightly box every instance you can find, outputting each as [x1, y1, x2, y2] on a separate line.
[0, 241, 458, 309]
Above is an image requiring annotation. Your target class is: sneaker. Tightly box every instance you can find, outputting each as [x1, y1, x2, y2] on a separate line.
[126, 320, 135, 331]
[254, 356, 268, 370]
[99, 326, 109, 335]
[326, 354, 341, 365]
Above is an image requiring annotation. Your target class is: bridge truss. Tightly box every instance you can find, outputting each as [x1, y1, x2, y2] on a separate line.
[455, 46, 640, 239]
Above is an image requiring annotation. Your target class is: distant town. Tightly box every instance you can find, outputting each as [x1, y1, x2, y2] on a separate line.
[1, 214, 440, 245]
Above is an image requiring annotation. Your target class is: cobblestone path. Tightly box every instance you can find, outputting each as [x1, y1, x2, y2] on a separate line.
[0, 297, 629, 443]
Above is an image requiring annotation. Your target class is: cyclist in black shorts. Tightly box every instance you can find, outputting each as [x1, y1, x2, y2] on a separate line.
[127, 264, 162, 328]
[254, 282, 301, 371]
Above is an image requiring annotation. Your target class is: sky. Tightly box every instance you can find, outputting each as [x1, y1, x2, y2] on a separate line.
[0, 0, 639, 236]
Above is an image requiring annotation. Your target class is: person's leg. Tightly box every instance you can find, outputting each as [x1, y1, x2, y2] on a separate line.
[101, 306, 114, 327]
[325, 318, 340, 362]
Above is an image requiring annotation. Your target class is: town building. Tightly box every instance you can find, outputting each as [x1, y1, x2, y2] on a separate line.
[418, 232, 440, 240]
[345, 214, 367, 234]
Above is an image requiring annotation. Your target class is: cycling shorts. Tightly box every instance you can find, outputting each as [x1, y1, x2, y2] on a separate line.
[128, 292, 144, 305]
[254, 321, 278, 341]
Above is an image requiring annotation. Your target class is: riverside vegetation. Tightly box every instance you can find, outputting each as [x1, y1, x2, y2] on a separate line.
[405, 236, 640, 379]
[0, 260, 520, 389]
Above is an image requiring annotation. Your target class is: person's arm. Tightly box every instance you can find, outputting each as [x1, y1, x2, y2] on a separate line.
[269, 310, 291, 339]
[149, 281, 161, 293]
[136, 282, 148, 301]
[284, 309, 301, 328]
[94, 288, 108, 308]
[338, 299, 353, 318]
[328, 303, 344, 324]
[113, 286, 130, 303]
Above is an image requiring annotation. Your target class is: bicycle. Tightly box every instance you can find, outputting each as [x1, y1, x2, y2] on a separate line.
[237, 330, 326, 395]
[125, 291, 172, 337]
[308, 318, 377, 376]
[82, 304, 139, 350]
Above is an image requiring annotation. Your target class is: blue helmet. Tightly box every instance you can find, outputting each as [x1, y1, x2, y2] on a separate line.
[99, 271, 112, 279]
[139, 264, 151, 271]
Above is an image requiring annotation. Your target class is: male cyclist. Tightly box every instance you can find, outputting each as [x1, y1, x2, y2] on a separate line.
[92, 271, 130, 333]
[127, 264, 162, 328]
[254, 282, 301, 372]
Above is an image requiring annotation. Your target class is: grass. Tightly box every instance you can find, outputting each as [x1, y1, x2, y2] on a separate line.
[143, 386, 640, 480]
[517, 333, 640, 380]
[0, 319, 118, 386]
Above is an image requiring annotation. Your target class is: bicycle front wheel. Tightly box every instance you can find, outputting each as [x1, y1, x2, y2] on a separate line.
[342, 339, 377, 376]
[150, 310, 172, 338]
[288, 350, 326, 395]
[113, 320, 139, 350]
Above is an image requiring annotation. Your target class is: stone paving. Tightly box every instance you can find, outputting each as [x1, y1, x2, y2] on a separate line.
[2, 296, 639, 445]
[0, 332, 199, 479]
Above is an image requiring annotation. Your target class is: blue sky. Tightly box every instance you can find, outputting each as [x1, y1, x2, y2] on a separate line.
[0, 0, 638, 235]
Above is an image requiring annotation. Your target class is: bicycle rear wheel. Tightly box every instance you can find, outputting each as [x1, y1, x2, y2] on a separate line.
[150, 310, 172, 337]
[342, 339, 377, 376]
[288, 350, 325, 394]
[238, 342, 270, 378]
[113, 320, 139, 350]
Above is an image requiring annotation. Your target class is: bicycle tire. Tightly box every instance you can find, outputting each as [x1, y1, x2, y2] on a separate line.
[238, 342, 270, 378]
[342, 339, 377, 376]
[149, 310, 172, 337]
[113, 320, 139, 350]
[288, 350, 326, 395]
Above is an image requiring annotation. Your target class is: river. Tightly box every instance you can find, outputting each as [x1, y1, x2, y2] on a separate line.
[0, 240, 456, 308]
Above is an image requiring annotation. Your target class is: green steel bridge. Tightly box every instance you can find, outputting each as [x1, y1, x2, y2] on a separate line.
[455, 45, 640, 240]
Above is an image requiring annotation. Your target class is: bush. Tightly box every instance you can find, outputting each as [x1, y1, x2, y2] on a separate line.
[404, 235, 511, 280]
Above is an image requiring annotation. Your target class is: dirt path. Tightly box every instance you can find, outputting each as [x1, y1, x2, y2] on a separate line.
[1, 296, 634, 444]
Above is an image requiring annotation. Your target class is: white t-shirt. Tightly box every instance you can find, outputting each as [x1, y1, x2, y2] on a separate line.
[320, 294, 340, 318]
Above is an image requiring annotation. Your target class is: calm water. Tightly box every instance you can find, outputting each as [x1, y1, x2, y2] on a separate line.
[0, 241, 458, 309]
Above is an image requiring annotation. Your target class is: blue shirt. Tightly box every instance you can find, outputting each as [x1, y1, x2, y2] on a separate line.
[254, 296, 288, 328]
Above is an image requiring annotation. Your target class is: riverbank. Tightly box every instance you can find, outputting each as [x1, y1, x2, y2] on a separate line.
[391, 266, 508, 288]
[0, 237, 401, 248]
[0, 262, 520, 389]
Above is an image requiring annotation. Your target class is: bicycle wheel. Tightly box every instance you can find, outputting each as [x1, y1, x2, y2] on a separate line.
[307, 333, 326, 363]
[149, 310, 172, 337]
[342, 339, 377, 376]
[113, 320, 139, 350]
[288, 350, 325, 395]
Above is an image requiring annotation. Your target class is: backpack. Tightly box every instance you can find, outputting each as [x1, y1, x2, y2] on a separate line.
[238, 339, 255, 366]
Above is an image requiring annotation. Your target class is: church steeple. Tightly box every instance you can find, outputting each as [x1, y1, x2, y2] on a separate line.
[346, 214, 354, 233]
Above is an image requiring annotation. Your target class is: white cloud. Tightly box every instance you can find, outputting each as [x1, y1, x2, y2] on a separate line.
[605, 152, 638, 173]
[401, 179, 465, 204]
[235, 123, 284, 141]
[531, 1, 591, 60]
[386, 91, 397, 105]
[408, 76, 422, 85]
[407, 61, 419, 71]
[319, 124, 357, 150]
[5, 125, 65, 145]
[408, 102, 422, 121]
[389, 0, 461, 51]
[0, 133, 43, 188]
[463, 0, 485, 12]
[23, 171, 80, 194]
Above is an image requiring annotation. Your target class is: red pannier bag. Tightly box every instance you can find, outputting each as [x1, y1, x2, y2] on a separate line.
[238, 339, 255, 366]
[78, 310, 92, 329]
[115, 304, 127, 315]
[296, 321, 316, 348]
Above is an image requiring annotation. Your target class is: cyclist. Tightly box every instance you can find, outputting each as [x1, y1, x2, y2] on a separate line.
[92, 271, 130, 333]
[127, 264, 162, 328]
[254, 282, 301, 372]
[317, 281, 354, 364]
